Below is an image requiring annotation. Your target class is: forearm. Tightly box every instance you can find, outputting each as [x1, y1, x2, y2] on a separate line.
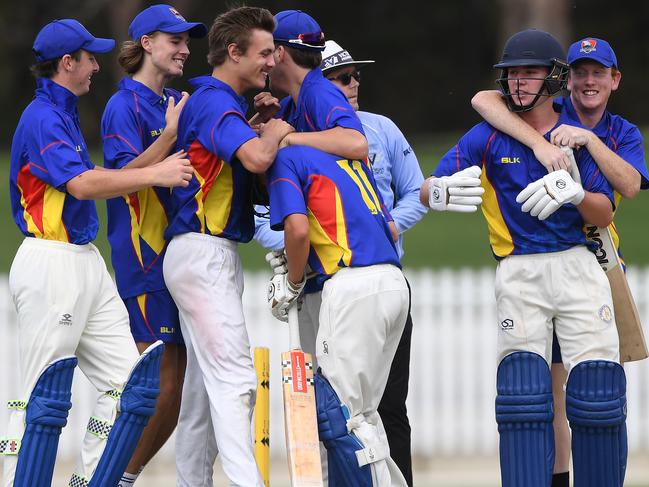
[391, 193, 428, 233]
[577, 192, 613, 227]
[66, 167, 156, 200]
[284, 214, 310, 284]
[123, 131, 176, 169]
[286, 127, 368, 160]
[420, 178, 432, 207]
[585, 135, 640, 198]
[472, 90, 548, 150]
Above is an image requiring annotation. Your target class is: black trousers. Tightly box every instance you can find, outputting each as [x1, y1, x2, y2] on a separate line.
[378, 284, 413, 486]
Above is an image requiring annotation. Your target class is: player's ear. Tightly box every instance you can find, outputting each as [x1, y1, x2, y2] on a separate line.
[59, 54, 74, 72]
[228, 42, 242, 63]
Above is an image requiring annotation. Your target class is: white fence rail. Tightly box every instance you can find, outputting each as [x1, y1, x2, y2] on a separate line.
[1, 268, 648, 462]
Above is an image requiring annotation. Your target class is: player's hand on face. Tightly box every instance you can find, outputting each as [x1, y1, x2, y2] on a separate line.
[164, 91, 190, 136]
[153, 150, 193, 188]
[253, 91, 281, 123]
[532, 140, 573, 172]
[550, 124, 593, 150]
[516, 169, 585, 220]
[265, 249, 288, 275]
[428, 165, 485, 212]
[267, 272, 306, 322]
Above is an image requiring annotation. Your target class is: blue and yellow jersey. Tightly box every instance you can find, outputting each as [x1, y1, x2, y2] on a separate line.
[557, 97, 649, 265]
[268, 146, 399, 285]
[165, 76, 257, 242]
[101, 78, 181, 298]
[434, 113, 614, 260]
[10, 78, 98, 245]
[276, 68, 364, 135]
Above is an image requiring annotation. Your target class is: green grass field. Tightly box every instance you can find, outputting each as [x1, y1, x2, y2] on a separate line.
[1, 134, 648, 273]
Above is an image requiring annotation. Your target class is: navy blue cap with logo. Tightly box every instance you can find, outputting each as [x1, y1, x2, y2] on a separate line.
[129, 4, 207, 40]
[567, 38, 618, 69]
[273, 10, 326, 51]
[33, 19, 115, 62]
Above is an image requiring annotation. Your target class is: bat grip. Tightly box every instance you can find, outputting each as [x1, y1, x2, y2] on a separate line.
[288, 305, 301, 350]
[560, 146, 582, 184]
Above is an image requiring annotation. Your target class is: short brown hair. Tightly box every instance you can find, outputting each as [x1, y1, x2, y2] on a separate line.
[118, 40, 146, 74]
[282, 45, 322, 69]
[207, 6, 275, 67]
[30, 50, 82, 79]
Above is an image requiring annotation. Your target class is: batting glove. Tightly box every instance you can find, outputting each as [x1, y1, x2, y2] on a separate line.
[428, 166, 485, 212]
[265, 249, 287, 275]
[516, 169, 585, 221]
[267, 273, 306, 322]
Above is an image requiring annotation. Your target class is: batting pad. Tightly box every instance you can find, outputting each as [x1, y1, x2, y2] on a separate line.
[13, 356, 77, 487]
[567, 360, 627, 487]
[495, 352, 554, 487]
[87, 341, 164, 487]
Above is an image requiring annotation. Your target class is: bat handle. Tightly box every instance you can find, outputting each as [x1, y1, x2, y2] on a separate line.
[288, 304, 301, 350]
[560, 146, 582, 184]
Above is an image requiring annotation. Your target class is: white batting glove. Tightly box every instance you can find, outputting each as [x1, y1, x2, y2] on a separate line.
[267, 273, 306, 322]
[516, 169, 585, 221]
[265, 249, 287, 275]
[428, 166, 485, 212]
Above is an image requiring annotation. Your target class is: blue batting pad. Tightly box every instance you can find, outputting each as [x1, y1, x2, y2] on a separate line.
[315, 373, 373, 487]
[495, 352, 554, 487]
[566, 360, 627, 487]
[13, 356, 77, 487]
[87, 341, 163, 487]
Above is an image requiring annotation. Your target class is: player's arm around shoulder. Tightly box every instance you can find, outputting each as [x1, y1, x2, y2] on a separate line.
[283, 126, 368, 161]
[236, 118, 295, 174]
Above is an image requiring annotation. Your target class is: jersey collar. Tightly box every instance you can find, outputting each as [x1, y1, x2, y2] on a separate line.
[36, 78, 79, 117]
[189, 75, 248, 111]
[117, 77, 169, 106]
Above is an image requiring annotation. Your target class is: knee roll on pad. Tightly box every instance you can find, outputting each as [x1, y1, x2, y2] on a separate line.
[495, 352, 554, 487]
[314, 374, 373, 487]
[12, 356, 77, 487]
[566, 360, 627, 487]
[87, 341, 164, 487]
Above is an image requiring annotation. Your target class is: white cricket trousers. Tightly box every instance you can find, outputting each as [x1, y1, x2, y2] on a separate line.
[495, 245, 620, 370]
[3, 238, 139, 486]
[317, 264, 409, 487]
[163, 232, 263, 487]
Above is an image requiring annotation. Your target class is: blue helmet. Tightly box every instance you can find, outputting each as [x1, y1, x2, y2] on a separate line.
[494, 29, 569, 112]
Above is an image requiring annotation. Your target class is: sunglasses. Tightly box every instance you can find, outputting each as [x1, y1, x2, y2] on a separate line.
[327, 71, 361, 86]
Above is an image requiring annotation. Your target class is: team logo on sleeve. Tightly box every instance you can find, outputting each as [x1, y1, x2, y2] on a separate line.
[580, 39, 597, 54]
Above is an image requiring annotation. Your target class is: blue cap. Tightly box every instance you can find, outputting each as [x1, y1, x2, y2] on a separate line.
[568, 38, 618, 68]
[273, 10, 326, 51]
[33, 19, 115, 62]
[129, 4, 207, 40]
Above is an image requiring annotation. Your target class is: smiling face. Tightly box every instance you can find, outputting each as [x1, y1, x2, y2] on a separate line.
[506, 65, 551, 109]
[68, 50, 99, 96]
[145, 31, 190, 79]
[237, 28, 275, 91]
[568, 59, 621, 116]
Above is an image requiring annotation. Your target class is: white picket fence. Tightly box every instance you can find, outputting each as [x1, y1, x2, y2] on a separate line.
[1, 268, 648, 463]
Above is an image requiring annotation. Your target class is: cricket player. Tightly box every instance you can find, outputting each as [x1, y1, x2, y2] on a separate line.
[471, 36, 648, 487]
[4, 19, 193, 487]
[421, 29, 627, 487]
[267, 144, 410, 487]
[161, 7, 294, 486]
[258, 39, 426, 485]
[100, 5, 207, 486]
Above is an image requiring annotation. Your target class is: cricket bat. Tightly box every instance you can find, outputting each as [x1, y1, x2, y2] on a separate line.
[281, 305, 323, 486]
[563, 146, 648, 362]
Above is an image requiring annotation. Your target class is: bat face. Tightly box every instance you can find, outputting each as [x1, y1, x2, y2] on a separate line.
[282, 349, 323, 486]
